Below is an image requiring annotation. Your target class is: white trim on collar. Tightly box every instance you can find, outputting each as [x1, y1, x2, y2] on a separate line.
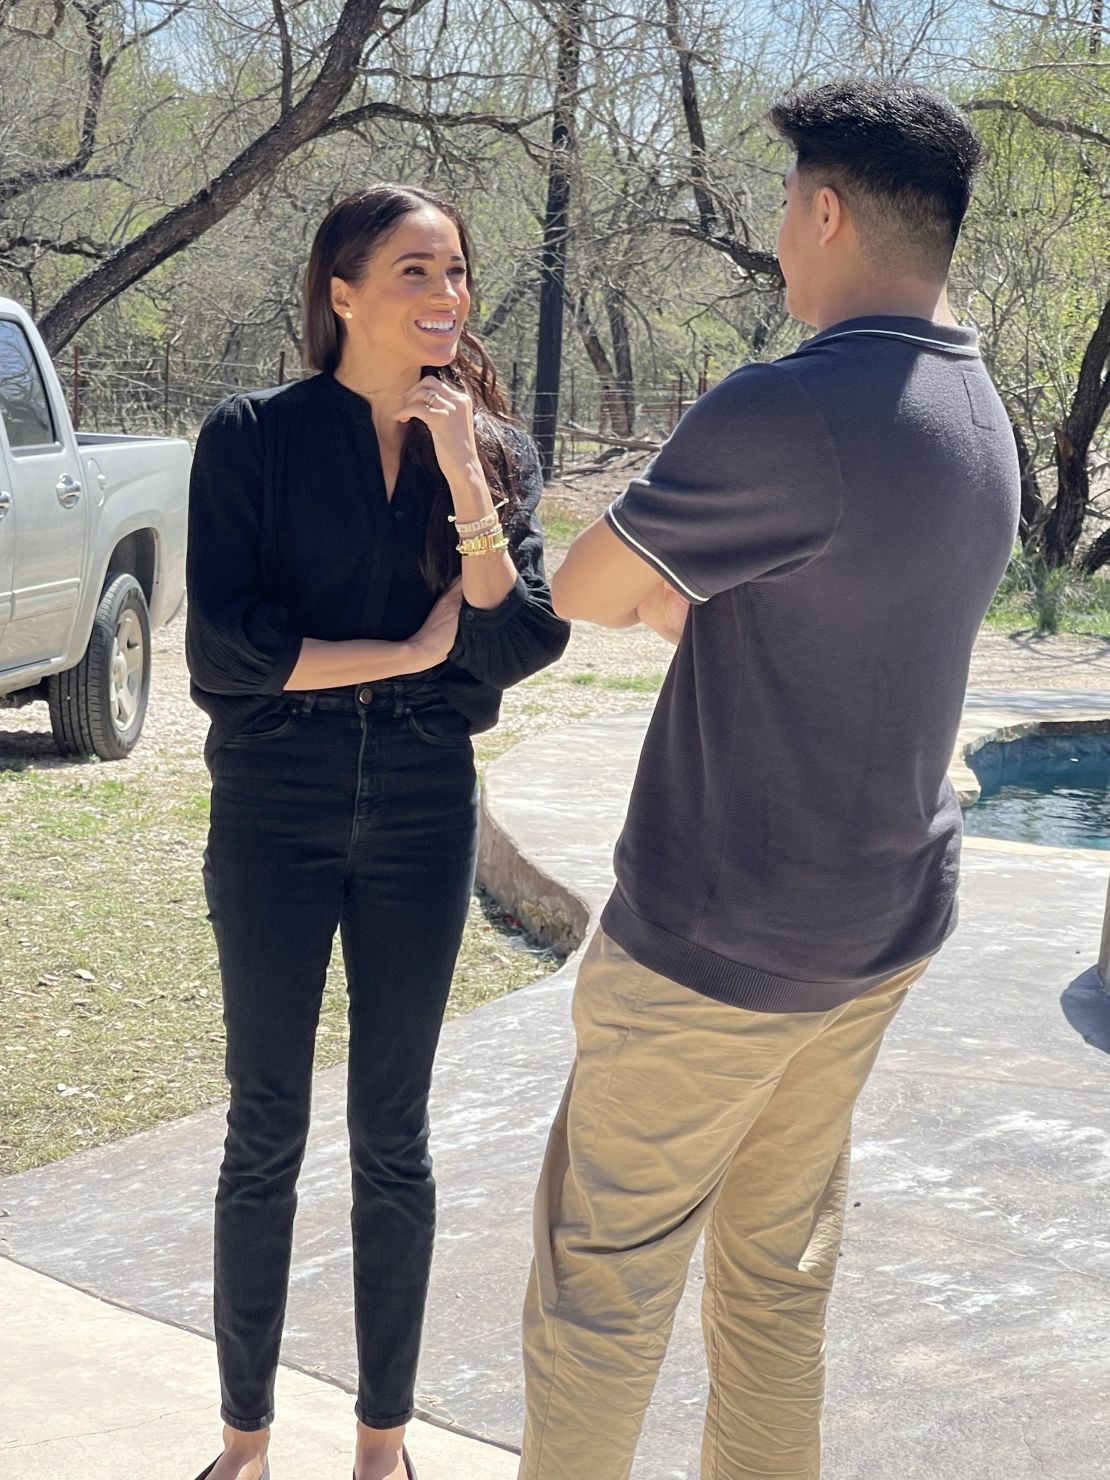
[812, 328, 980, 356]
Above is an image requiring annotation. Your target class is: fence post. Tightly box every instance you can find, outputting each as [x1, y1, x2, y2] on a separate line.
[71, 344, 81, 430]
[278, 351, 286, 386]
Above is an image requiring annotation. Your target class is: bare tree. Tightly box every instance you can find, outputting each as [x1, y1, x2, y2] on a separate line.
[532, 0, 583, 477]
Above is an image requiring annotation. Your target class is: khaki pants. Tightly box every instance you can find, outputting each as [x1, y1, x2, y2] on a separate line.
[519, 929, 929, 1480]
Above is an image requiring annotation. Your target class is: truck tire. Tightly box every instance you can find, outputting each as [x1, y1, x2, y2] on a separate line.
[47, 573, 152, 761]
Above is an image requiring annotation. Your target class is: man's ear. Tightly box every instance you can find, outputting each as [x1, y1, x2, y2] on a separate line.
[816, 186, 846, 247]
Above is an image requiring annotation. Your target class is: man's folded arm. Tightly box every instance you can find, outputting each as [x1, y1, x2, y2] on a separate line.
[550, 517, 695, 628]
[551, 361, 838, 629]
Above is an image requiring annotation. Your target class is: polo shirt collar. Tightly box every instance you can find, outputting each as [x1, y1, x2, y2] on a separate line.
[802, 315, 981, 357]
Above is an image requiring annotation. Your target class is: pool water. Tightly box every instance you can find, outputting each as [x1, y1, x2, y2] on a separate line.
[963, 732, 1110, 851]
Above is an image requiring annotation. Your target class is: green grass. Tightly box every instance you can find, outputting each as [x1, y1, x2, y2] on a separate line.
[540, 513, 590, 544]
[0, 767, 557, 1176]
[568, 670, 663, 693]
[986, 557, 1110, 637]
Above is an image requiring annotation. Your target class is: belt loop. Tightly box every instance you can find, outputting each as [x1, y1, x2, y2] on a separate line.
[298, 691, 318, 716]
[392, 686, 406, 719]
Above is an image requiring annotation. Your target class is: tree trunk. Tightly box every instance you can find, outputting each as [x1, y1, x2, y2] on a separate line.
[1012, 420, 1045, 547]
[1039, 291, 1110, 569]
[531, 0, 583, 480]
[37, 0, 387, 353]
[574, 292, 623, 436]
[663, 0, 721, 238]
[1078, 523, 1110, 574]
[479, 272, 535, 341]
[603, 286, 635, 437]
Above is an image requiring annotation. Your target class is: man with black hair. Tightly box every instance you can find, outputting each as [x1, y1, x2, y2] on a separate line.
[517, 78, 1019, 1480]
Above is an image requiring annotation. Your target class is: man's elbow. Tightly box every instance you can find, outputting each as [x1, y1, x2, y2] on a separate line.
[550, 568, 582, 621]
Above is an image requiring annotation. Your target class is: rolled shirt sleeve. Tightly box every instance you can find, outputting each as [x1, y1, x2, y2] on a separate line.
[605, 362, 842, 602]
[185, 396, 303, 696]
[449, 426, 570, 689]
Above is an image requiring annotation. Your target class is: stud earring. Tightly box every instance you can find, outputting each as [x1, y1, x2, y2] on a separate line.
[343, 311, 353, 320]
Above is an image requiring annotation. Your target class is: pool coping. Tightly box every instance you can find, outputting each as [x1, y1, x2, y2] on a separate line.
[950, 693, 1110, 873]
[478, 690, 1110, 951]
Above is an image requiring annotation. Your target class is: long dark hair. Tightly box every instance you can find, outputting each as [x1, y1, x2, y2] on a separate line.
[303, 185, 520, 590]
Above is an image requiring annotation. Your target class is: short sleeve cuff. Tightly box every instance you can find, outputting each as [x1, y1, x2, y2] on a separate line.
[604, 501, 709, 604]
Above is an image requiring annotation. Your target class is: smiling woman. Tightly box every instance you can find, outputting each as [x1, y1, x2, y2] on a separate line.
[183, 184, 569, 1480]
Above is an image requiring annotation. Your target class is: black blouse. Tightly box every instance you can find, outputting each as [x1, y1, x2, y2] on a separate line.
[185, 373, 570, 752]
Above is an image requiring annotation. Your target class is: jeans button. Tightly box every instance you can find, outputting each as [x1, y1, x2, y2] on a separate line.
[357, 685, 373, 705]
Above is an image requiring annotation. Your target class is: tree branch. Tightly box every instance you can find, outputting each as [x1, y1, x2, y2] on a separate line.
[664, 0, 726, 240]
[0, 233, 111, 260]
[272, 0, 295, 117]
[37, 0, 394, 352]
[103, 1, 190, 83]
[0, 0, 107, 205]
[965, 98, 1110, 153]
[323, 99, 549, 147]
[665, 218, 782, 283]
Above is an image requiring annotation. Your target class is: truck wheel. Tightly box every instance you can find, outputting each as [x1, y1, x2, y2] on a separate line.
[48, 573, 152, 761]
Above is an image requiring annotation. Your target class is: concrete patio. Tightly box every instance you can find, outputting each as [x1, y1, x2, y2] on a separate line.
[2, 690, 1109, 1479]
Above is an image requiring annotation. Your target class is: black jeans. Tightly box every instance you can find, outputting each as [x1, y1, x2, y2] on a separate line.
[203, 680, 478, 1431]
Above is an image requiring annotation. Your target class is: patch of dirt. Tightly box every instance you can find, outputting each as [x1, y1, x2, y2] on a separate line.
[542, 450, 653, 525]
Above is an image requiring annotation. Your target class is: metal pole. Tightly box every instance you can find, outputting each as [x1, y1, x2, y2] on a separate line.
[1099, 872, 1110, 990]
[510, 359, 520, 415]
[278, 350, 286, 386]
[72, 344, 81, 430]
[163, 341, 171, 435]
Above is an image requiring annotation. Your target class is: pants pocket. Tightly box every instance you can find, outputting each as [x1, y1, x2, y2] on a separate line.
[405, 703, 472, 749]
[219, 709, 298, 748]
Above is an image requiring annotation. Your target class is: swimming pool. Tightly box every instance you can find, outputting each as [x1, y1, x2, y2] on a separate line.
[963, 731, 1110, 851]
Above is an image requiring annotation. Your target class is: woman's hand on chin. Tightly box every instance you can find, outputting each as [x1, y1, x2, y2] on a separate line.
[396, 374, 479, 483]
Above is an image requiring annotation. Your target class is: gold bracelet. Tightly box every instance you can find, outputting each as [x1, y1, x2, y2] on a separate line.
[457, 531, 510, 557]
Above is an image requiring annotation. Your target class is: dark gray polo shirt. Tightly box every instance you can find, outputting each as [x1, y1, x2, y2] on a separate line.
[601, 315, 1020, 1012]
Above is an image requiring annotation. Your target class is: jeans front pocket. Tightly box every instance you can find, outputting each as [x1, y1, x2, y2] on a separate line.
[220, 707, 298, 749]
[405, 702, 472, 749]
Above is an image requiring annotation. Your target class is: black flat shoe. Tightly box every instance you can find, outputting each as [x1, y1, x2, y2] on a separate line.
[193, 1462, 270, 1480]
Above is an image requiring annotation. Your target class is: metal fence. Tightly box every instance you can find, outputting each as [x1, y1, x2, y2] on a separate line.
[61, 343, 711, 467]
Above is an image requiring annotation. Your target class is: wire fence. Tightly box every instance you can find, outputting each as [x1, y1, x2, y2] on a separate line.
[62, 343, 713, 469]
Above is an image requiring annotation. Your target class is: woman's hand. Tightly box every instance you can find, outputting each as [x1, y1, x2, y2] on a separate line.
[408, 579, 464, 670]
[396, 374, 478, 483]
[636, 581, 690, 646]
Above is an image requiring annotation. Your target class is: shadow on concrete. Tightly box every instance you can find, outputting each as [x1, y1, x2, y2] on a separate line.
[1060, 967, 1110, 1055]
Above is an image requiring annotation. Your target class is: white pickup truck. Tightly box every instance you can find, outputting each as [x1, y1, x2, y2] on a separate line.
[0, 298, 191, 759]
